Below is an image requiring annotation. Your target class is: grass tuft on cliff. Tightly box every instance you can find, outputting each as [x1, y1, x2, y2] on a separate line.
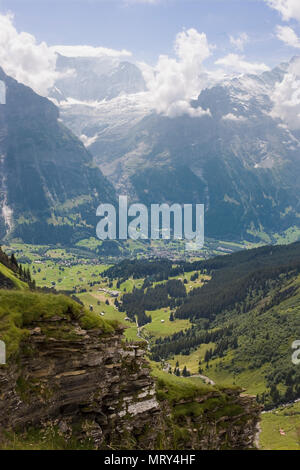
[0, 290, 118, 360]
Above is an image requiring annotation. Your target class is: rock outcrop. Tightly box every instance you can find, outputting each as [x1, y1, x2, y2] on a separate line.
[0, 320, 162, 449]
[0, 314, 261, 450]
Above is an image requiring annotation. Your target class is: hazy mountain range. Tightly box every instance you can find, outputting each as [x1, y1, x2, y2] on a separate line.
[0, 54, 300, 244]
[49, 55, 300, 242]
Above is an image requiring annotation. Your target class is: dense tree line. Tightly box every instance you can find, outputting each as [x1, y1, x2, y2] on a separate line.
[151, 325, 234, 361]
[102, 258, 184, 282]
[175, 243, 300, 321]
[121, 279, 187, 321]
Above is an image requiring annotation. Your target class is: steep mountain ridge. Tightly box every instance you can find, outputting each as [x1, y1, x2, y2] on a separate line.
[50, 54, 146, 103]
[1, 54, 300, 245]
[0, 67, 116, 244]
[55, 58, 300, 242]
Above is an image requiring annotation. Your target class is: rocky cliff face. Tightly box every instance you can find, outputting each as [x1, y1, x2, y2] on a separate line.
[0, 321, 161, 449]
[0, 313, 261, 450]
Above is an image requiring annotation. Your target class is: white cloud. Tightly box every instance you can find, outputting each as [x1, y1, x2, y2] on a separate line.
[0, 13, 60, 96]
[0, 13, 133, 96]
[51, 45, 132, 58]
[266, 0, 300, 22]
[80, 133, 99, 147]
[265, 3, 300, 128]
[229, 33, 249, 51]
[215, 53, 270, 75]
[270, 57, 300, 129]
[141, 28, 213, 118]
[276, 25, 300, 47]
[222, 113, 247, 122]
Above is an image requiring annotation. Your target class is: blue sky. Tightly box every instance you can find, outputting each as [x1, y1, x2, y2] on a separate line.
[0, 0, 299, 67]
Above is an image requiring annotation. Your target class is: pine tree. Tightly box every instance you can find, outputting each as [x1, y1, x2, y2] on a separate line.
[10, 253, 18, 269]
[270, 384, 280, 404]
[204, 350, 210, 363]
[284, 385, 294, 402]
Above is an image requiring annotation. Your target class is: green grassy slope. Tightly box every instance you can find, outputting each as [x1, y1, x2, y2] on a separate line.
[260, 402, 300, 450]
[150, 243, 300, 409]
[0, 262, 28, 290]
[0, 290, 118, 360]
[166, 275, 300, 400]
